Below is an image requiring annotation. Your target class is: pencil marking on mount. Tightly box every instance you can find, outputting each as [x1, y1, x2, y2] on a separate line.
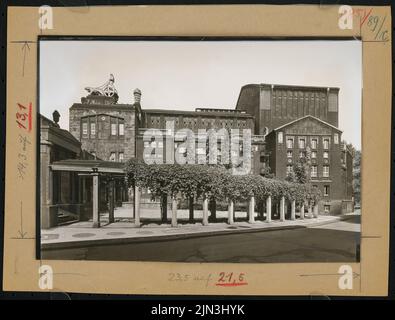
[300, 272, 360, 279]
[21, 42, 30, 77]
[17, 201, 27, 239]
[11, 41, 35, 76]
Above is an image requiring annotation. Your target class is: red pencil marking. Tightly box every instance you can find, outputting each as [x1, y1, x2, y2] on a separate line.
[360, 8, 373, 27]
[215, 282, 248, 287]
[17, 103, 26, 110]
[28, 102, 32, 132]
[16, 120, 26, 129]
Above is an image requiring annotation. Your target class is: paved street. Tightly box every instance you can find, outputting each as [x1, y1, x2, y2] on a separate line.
[42, 215, 360, 263]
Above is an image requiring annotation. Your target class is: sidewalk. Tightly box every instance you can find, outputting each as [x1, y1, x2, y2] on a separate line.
[41, 212, 360, 250]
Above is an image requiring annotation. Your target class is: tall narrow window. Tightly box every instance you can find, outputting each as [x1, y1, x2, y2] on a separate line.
[119, 123, 124, 136]
[311, 151, 317, 159]
[90, 123, 96, 137]
[286, 138, 294, 149]
[82, 122, 88, 136]
[111, 123, 117, 136]
[109, 152, 116, 162]
[278, 132, 283, 144]
[311, 165, 317, 178]
[323, 151, 329, 159]
[287, 150, 293, 158]
[323, 165, 330, 177]
[334, 133, 339, 144]
[299, 138, 306, 149]
[323, 138, 330, 150]
[286, 165, 293, 174]
[311, 138, 318, 149]
[118, 152, 124, 162]
[324, 185, 330, 196]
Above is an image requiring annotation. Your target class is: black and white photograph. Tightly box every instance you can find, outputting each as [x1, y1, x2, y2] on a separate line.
[39, 38, 362, 263]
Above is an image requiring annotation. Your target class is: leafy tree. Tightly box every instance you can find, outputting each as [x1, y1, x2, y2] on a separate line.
[124, 160, 321, 214]
[287, 149, 311, 184]
[260, 165, 274, 179]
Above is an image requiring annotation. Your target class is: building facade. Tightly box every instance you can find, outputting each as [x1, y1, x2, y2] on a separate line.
[235, 84, 339, 134]
[235, 83, 353, 215]
[265, 115, 353, 214]
[40, 112, 128, 229]
[41, 76, 353, 229]
[69, 92, 140, 162]
[137, 108, 259, 168]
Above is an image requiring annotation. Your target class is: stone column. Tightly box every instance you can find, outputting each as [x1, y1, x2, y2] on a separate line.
[161, 193, 167, 222]
[92, 173, 100, 228]
[313, 204, 319, 218]
[171, 196, 178, 227]
[291, 200, 296, 220]
[209, 199, 217, 222]
[227, 199, 234, 224]
[202, 196, 209, 226]
[300, 203, 305, 220]
[108, 179, 115, 223]
[266, 196, 272, 223]
[82, 177, 87, 203]
[134, 185, 140, 227]
[248, 196, 255, 223]
[48, 168, 53, 206]
[189, 196, 194, 222]
[280, 196, 285, 222]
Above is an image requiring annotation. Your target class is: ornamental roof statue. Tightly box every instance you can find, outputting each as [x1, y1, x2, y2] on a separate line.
[84, 74, 119, 103]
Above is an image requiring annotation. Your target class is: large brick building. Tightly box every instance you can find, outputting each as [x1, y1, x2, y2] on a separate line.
[235, 84, 340, 133]
[235, 83, 354, 214]
[69, 91, 140, 162]
[48, 76, 353, 226]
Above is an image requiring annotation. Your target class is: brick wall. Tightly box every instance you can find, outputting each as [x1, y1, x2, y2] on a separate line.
[69, 103, 136, 162]
[236, 84, 339, 133]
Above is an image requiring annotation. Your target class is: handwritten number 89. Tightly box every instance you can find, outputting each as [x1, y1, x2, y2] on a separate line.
[367, 16, 379, 31]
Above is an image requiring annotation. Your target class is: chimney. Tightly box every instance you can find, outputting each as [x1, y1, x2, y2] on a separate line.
[52, 110, 60, 127]
[133, 88, 142, 104]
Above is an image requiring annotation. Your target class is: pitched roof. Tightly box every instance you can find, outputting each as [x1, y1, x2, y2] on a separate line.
[272, 115, 342, 132]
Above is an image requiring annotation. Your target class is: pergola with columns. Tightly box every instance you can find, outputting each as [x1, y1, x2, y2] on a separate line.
[49, 159, 127, 228]
[133, 186, 319, 228]
[45, 159, 319, 228]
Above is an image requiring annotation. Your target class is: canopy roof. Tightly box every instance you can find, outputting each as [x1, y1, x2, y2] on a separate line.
[50, 159, 125, 174]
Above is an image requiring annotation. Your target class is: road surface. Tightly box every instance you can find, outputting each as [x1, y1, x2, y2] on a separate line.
[42, 215, 360, 263]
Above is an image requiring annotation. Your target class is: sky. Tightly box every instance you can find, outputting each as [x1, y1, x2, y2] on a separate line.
[40, 40, 362, 149]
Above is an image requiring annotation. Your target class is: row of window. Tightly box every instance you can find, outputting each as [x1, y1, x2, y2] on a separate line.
[82, 121, 125, 137]
[149, 117, 249, 129]
[109, 152, 124, 162]
[314, 185, 330, 197]
[278, 133, 340, 149]
[89, 151, 124, 162]
[286, 164, 330, 178]
[287, 150, 329, 159]
[273, 90, 327, 99]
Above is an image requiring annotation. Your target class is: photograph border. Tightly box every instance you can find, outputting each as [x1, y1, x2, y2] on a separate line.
[36, 34, 363, 261]
[1, 4, 392, 297]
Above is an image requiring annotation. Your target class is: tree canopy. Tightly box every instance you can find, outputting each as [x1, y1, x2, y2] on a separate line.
[126, 159, 320, 205]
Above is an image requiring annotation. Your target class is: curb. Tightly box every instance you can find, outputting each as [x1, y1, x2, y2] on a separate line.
[40, 215, 352, 251]
[41, 224, 306, 250]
